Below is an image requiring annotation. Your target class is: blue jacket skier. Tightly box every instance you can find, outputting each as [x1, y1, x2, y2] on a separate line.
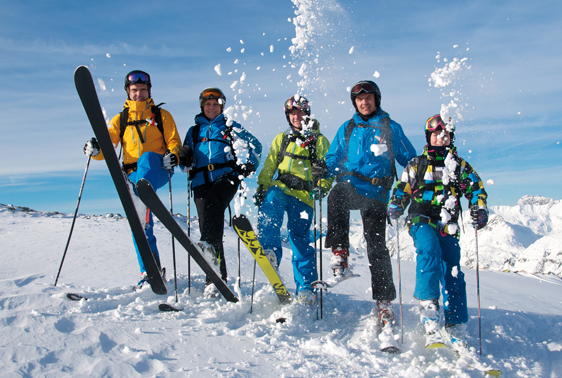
[387, 114, 488, 347]
[177, 88, 261, 297]
[84, 70, 182, 286]
[254, 95, 333, 304]
[323, 80, 416, 324]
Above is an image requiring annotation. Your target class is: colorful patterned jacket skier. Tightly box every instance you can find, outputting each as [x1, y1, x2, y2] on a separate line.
[388, 145, 488, 237]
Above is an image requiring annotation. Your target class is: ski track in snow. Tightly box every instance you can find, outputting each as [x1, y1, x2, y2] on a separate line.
[1, 199, 562, 377]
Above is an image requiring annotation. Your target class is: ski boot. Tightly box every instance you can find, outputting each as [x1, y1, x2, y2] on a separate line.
[198, 241, 219, 267]
[330, 247, 349, 277]
[445, 323, 469, 355]
[420, 299, 446, 349]
[297, 289, 317, 306]
[377, 300, 399, 353]
[204, 283, 220, 299]
[134, 272, 149, 291]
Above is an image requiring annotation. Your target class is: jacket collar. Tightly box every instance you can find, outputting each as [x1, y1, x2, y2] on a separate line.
[124, 98, 155, 112]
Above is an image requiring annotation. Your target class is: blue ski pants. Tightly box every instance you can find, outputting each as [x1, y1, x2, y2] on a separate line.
[128, 152, 172, 273]
[258, 186, 317, 295]
[410, 223, 468, 324]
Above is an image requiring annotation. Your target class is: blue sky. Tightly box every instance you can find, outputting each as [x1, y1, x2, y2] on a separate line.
[1, 0, 561, 215]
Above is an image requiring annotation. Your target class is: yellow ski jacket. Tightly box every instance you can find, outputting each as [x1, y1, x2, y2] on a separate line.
[93, 99, 182, 172]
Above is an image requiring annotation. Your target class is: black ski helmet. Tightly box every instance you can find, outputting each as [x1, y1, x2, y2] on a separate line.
[350, 80, 381, 112]
[284, 95, 311, 124]
[124, 70, 152, 98]
[199, 87, 226, 113]
[425, 114, 456, 145]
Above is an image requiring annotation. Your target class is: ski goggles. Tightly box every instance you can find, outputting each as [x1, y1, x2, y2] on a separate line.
[284, 97, 309, 113]
[126, 71, 150, 85]
[200, 89, 224, 101]
[425, 115, 455, 132]
[351, 82, 377, 95]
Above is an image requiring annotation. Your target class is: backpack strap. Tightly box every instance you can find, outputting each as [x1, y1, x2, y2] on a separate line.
[119, 103, 166, 144]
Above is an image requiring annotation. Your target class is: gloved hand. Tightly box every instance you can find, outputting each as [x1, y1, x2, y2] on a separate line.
[83, 137, 100, 157]
[471, 205, 488, 230]
[163, 151, 178, 169]
[387, 203, 404, 220]
[253, 185, 266, 208]
[309, 187, 323, 201]
[311, 160, 328, 181]
[177, 145, 193, 166]
[237, 162, 255, 178]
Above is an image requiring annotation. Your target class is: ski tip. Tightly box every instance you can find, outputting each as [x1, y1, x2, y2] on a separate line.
[484, 370, 502, 377]
[158, 303, 183, 312]
[425, 342, 447, 349]
[380, 346, 400, 353]
[67, 293, 87, 301]
[276, 317, 287, 323]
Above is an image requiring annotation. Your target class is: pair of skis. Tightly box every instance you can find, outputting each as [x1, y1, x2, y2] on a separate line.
[74, 66, 238, 306]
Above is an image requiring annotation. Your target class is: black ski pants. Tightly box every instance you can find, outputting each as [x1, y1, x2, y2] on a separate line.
[193, 173, 240, 281]
[324, 181, 396, 301]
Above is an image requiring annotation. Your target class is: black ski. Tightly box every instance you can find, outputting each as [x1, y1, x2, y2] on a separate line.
[74, 66, 166, 295]
[159, 303, 183, 312]
[135, 178, 239, 303]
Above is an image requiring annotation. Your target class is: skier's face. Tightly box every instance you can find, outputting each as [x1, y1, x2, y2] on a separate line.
[288, 108, 306, 130]
[127, 84, 149, 102]
[203, 99, 222, 120]
[430, 130, 451, 146]
[355, 93, 377, 116]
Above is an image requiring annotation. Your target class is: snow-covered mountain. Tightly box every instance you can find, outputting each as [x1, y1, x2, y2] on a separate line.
[1, 197, 561, 377]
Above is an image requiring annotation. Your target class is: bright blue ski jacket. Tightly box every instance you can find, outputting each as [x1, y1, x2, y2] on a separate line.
[183, 113, 262, 188]
[325, 109, 416, 201]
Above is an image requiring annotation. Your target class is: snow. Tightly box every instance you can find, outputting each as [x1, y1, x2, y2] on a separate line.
[2, 196, 562, 377]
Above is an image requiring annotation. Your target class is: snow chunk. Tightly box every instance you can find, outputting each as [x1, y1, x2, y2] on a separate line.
[348, 46, 354, 54]
[370, 144, 387, 156]
[270, 45, 274, 53]
[97, 78, 106, 91]
[373, 71, 380, 78]
[487, 179, 495, 185]
[226, 47, 232, 52]
[300, 211, 309, 220]
[214, 64, 222, 76]
[106, 53, 111, 58]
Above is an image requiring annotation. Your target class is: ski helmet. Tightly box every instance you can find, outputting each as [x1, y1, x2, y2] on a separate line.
[124, 70, 151, 94]
[425, 114, 455, 144]
[199, 87, 226, 113]
[350, 80, 381, 112]
[284, 95, 311, 124]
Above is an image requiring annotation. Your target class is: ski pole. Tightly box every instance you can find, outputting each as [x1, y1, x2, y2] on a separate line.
[475, 226, 482, 355]
[54, 155, 91, 287]
[396, 220, 403, 344]
[187, 176, 191, 295]
[318, 181, 323, 319]
[168, 171, 178, 302]
[250, 259, 257, 314]
[313, 195, 319, 320]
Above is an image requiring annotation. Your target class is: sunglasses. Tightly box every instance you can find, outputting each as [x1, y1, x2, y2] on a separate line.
[284, 98, 309, 111]
[351, 82, 376, 95]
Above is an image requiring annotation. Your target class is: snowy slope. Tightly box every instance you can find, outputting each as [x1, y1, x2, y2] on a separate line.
[1, 200, 562, 377]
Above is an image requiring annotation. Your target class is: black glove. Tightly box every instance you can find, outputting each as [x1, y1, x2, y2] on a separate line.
[237, 162, 256, 178]
[83, 137, 100, 157]
[311, 160, 328, 181]
[162, 151, 178, 169]
[253, 185, 266, 208]
[177, 145, 193, 166]
[471, 205, 488, 230]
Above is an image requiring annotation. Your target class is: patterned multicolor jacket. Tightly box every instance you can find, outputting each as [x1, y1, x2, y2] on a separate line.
[388, 145, 488, 237]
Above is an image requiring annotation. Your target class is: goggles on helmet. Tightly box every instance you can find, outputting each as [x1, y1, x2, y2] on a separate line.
[284, 96, 310, 114]
[425, 115, 455, 133]
[351, 82, 377, 95]
[200, 88, 226, 106]
[125, 71, 150, 86]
